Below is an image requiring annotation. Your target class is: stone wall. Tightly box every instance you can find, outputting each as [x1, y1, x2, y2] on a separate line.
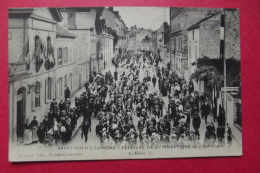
[69, 29, 90, 91]
[199, 14, 221, 59]
[225, 10, 240, 60]
[70, 30, 90, 63]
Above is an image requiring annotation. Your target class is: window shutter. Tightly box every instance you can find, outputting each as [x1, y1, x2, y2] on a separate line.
[57, 48, 59, 65]
[39, 81, 42, 107]
[70, 48, 72, 62]
[45, 78, 47, 103]
[31, 88, 35, 111]
[51, 78, 54, 99]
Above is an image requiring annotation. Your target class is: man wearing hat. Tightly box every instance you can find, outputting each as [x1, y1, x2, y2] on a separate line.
[192, 111, 201, 139]
[50, 98, 57, 112]
[59, 99, 66, 112]
[64, 86, 71, 100]
[65, 98, 71, 114]
[81, 119, 91, 143]
[140, 108, 148, 121]
[95, 120, 104, 142]
[43, 115, 51, 133]
[153, 105, 161, 119]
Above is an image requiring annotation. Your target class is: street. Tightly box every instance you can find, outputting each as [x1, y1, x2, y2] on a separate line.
[67, 55, 240, 149]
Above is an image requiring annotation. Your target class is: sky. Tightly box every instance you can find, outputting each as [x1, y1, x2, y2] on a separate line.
[113, 7, 170, 31]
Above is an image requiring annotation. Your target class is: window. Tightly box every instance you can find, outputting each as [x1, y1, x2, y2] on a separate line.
[58, 78, 63, 96]
[70, 48, 72, 62]
[195, 42, 198, 60]
[35, 35, 41, 52]
[68, 12, 76, 29]
[62, 48, 66, 63]
[35, 35, 41, 72]
[47, 37, 52, 55]
[180, 37, 182, 52]
[35, 82, 40, 108]
[69, 73, 73, 89]
[174, 38, 176, 51]
[47, 77, 52, 100]
[235, 102, 241, 127]
[65, 75, 67, 87]
[65, 47, 68, 63]
[58, 48, 62, 65]
[189, 45, 191, 58]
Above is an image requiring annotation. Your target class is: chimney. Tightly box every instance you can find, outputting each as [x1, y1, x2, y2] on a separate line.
[109, 7, 113, 12]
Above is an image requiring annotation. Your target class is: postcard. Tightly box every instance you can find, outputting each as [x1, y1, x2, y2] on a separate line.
[8, 7, 241, 162]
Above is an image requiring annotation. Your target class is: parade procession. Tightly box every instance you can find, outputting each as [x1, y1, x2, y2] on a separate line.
[8, 7, 241, 161]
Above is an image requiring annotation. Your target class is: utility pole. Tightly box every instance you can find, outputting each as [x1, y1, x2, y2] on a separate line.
[220, 8, 227, 148]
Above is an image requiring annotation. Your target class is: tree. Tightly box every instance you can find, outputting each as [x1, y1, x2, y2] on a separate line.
[191, 57, 240, 88]
[110, 30, 118, 51]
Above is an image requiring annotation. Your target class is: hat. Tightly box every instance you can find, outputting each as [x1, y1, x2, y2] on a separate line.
[190, 129, 195, 133]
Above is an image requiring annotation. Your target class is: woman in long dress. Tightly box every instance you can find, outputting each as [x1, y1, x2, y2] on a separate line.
[31, 116, 38, 143]
[23, 119, 32, 144]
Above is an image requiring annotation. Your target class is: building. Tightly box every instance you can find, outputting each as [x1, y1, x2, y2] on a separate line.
[101, 7, 128, 57]
[97, 18, 114, 68]
[187, 9, 241, 141]
[56, 24, 76, 97]
[63, 7, 105, 91]
[150, 31, 157, 53]
[169, 7, 220, 76]
[127, 26, 153, 53]
[127, 25, 138, 52]
[223, 87, 241, 145]
[8, 8, 63, 143]
[141, 35, 150, 51]
[187, 9, 240, 93]
[156, 22, 170, 63]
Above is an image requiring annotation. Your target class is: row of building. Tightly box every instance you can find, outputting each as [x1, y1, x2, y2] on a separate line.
[124, 8, 241, 143]
[8, 7, 129, 143]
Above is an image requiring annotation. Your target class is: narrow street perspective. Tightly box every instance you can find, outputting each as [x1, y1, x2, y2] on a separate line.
[8, 7, 241, 161]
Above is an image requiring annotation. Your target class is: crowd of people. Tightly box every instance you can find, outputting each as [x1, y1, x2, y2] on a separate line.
[22, 50, 232, 147]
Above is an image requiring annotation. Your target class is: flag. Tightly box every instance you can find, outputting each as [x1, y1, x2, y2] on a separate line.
[22, 38, 29, 57]
[220, 10, 225, 61]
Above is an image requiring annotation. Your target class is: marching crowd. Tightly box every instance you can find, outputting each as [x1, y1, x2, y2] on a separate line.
[22, 50, 233, 147]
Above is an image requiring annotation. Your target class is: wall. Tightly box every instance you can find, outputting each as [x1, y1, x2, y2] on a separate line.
[199, 14, 221, 59]
[76, 10, 96, 31]
[225, 10, 240, 60]
[102, 9, 118, 31]
[56, 37, 74, 96]
[8, 18, 25, 64]
[70, 30, 90, 64]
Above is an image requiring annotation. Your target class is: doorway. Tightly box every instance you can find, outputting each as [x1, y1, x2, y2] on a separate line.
[16, 87, 26, 141]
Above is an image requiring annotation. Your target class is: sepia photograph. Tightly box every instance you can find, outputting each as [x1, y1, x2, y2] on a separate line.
[8, 6, 241, 162]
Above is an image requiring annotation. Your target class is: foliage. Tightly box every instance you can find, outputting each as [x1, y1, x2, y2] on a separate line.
[110, 30, 118, 51]
[191, 56, 240, 87]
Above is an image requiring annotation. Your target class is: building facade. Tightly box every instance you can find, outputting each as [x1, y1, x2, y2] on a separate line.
[156, 22, 170, 63]
[56, 24, 76, 97]
[101, 7, 128, 57]
[8, 8, 63, 143]
[169, 7, 220, 76]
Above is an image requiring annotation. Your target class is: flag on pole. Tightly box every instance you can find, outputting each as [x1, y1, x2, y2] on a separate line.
[22, 38, 29, 57]
[220, 10, 225, 61]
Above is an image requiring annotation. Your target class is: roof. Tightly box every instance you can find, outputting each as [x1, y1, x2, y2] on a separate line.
[9, 8, 62, 22]
[56, 24, 76, 38]
[187, 12, 221, 31]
